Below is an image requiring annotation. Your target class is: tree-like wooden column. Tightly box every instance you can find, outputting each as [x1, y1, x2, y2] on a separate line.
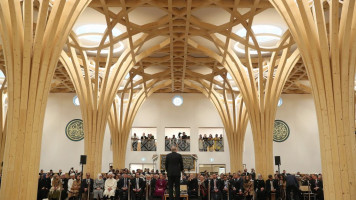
[269, 1, 356, 199]
[188, 29, 300, 177]
[60, 31, 169, 175]
[184, 74, 248, 172]
[0, 79, 7, 173]
[108, 77, 172, 169]
[0, 1, 91, 199]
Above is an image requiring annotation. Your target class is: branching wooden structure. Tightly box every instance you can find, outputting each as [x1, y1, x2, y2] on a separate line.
[270, 1, 356, 199]
[0, 0, 91, 199]
[0, 0, 354, 199]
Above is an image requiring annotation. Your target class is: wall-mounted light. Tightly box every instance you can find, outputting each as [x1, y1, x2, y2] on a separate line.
[172, 95, 183, 107]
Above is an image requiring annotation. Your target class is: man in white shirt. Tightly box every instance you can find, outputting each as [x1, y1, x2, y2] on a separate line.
[104, 172, 117, 199]
[67, 173, 75, 194]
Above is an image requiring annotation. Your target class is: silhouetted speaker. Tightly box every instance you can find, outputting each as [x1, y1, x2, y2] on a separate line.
[275, 156, 281, 165]
[80, 155, 87, 165]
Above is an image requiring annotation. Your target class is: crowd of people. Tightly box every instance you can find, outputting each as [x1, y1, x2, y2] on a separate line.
[34, 167, 324, 200]
[129, 132, 226, 152]
[198, 134, 224, 152]
[131, 133, 157, 151]
[165, 132, 191, 151]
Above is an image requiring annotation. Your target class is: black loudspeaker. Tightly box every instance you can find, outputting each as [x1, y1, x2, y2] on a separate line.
[275, 156, 281, 165]
[80, 155, 87, 165]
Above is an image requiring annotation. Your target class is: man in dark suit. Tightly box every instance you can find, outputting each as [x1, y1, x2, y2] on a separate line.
[265, 174, 279, 200]
[210, 174, 223, 200]
[310, 174, 323, 200]
[131, 172, 146, 200]
[80, 173, 94, 200]
[165, 146, 184, 200]
[117, 173, 130, 200]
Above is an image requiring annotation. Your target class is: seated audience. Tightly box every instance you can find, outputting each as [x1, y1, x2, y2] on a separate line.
[104, 172, 116, 200]
[81, 173, 94, 200]
[154, 173, 167, 198]
[131, 172, 145, 200]
[68, 174, 81, 200]
[93, 174, 104, 200]
[187, 173, 198, 197]
[48, 174, 62, 200]
[117, 173, 130, 200]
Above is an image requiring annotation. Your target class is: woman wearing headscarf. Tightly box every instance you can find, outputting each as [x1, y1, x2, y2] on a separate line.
[48, 174, 62, 200]
[93, 173, 105, 200]
[68, 174, 81, 200]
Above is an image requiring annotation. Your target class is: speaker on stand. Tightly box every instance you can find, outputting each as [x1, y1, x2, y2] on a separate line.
[275, 156, 281, 174]
[80, 155, 87, 180]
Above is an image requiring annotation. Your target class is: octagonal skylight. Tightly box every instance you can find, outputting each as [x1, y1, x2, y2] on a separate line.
[75, 24, 124, 54]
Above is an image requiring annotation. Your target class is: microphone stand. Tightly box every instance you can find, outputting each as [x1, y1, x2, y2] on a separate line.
[208, 179, 211, 200]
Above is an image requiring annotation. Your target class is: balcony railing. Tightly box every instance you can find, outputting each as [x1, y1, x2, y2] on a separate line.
[199, 138, 224, 152]
[165, 138, 190, 152]
[131, 139, 157, 151]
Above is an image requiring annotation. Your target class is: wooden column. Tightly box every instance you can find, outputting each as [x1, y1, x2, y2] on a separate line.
[0, 79, 7, 173]
[184, 75, 248, 173]
[269, 0, 356, 199]
[188, 29, 300, 178]
[60, 30, 169, 175]
[0, 1, 91, 199]
[108, 79, 172, 169]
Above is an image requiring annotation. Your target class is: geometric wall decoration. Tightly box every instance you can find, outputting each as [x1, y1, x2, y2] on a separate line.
[160, 154, 195, 171]
[65, 119, 84, 141]
[273, 120, 290, 142]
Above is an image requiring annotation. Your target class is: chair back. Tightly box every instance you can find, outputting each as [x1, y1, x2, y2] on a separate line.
[180, 185, 188, 194]
[300, 185, 310, 192]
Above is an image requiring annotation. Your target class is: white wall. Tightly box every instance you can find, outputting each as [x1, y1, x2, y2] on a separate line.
[242, 94, 321, 174]
[40, 93, 112, 173]
[40, 93, 321, 174]
[126, 93, 229, 172]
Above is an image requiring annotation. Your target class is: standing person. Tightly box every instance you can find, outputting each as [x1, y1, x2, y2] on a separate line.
[165, 146, 184, 200]
[285, 174, 299, 200]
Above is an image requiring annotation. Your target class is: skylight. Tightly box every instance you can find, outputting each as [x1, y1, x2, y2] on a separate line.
[75, 24, 125, 54]
[234, 25, 283, 55]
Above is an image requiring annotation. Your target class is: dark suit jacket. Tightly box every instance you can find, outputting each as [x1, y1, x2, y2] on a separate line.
[231, 178, 244, 192]
[165, 152, 184, 177]
[188, 178, 198, 191]
[210, 179, 223, 193]
[131, 178, 145, 191]
[310, 179, 323, 192]
[265, 179, 279, 193]
[118, 178, 130, 190]
[80, 178, 94, 193]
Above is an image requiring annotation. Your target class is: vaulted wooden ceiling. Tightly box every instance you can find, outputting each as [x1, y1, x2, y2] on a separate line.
[1, 0, 311, 95]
